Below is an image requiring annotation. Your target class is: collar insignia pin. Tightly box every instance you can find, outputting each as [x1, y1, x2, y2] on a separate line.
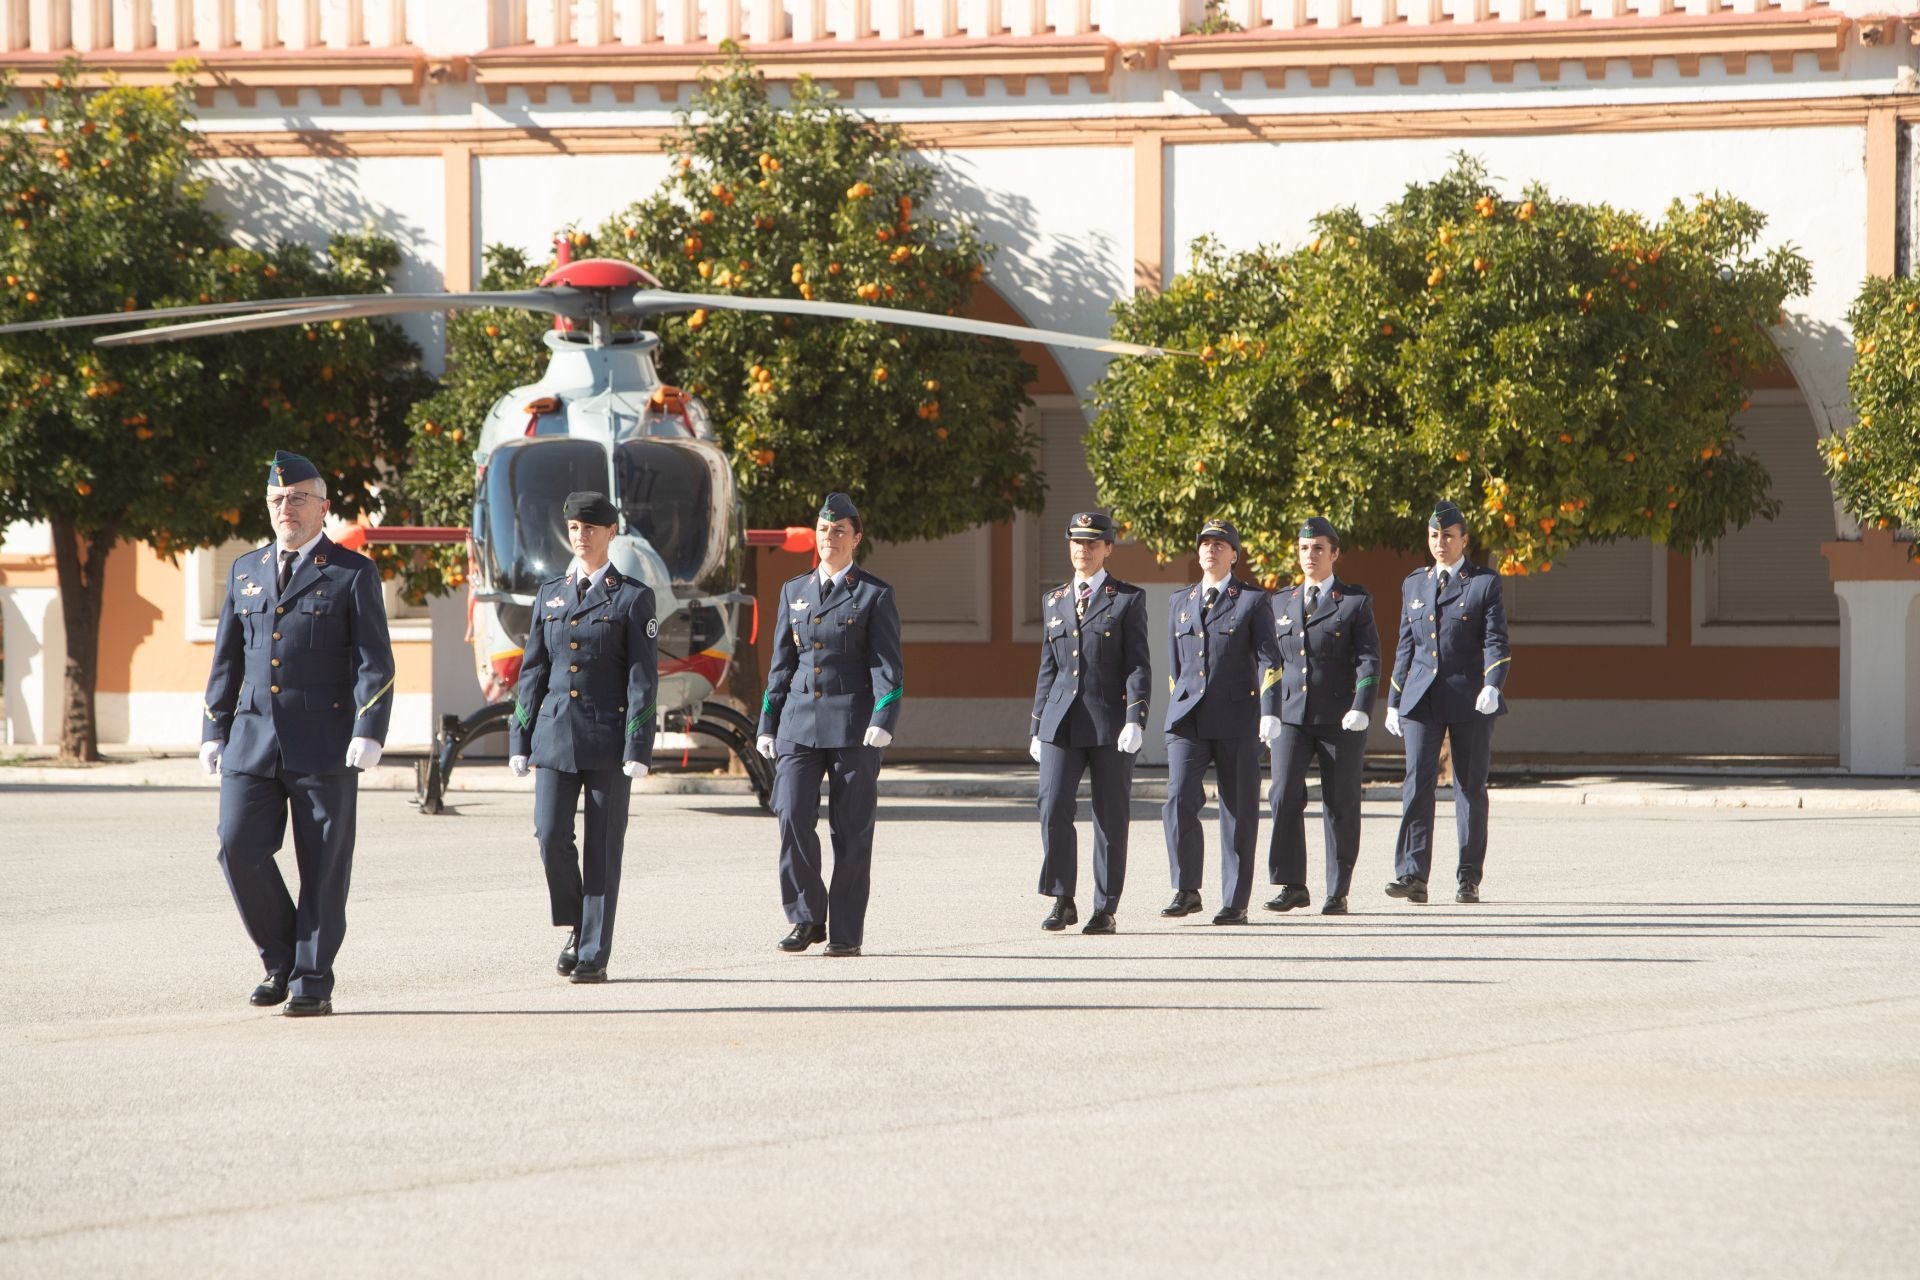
[312, 555, 326, 567]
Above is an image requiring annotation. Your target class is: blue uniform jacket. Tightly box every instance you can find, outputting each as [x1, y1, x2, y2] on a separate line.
[202, 535, 395, 777]
[1388, 560, 1512, 723]
[1163, 578, 1283, 739]
[1031, 576, 1152, 745]
[1265, 577, 1382, 726]
[759, 566, 905, 749]
[510, 567, 660, 772]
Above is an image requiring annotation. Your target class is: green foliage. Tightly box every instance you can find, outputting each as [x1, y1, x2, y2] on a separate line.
[0, 66, 426, 553]
[1184, 1, 1244, 35]
[622, 56, 1041, 543]
[1090, 158, 1812, 584]
[1830, 277, 1920, 553]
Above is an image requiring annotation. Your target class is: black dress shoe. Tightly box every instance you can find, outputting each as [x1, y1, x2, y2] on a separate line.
[1082, 910, 1117, 935]
[823, 942, 861, 957]
[1321, 896, 1349, 915]
[249, 974, 288, 1007]
[779, 923, 827, 953]
[283, 996, 332, 1017]
[1161, 890, 1204, 917]
[1385, 875, 1429, 904]
[1212, 908, 1249, 925]
[1042, 897, 1078, 932]
[556, 926, 580, 976]
[1264, 885, 1311, 913]
[570, 961, 607, 983]
[1456, 883, 1481, 904]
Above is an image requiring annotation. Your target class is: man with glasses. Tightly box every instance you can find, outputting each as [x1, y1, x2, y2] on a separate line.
[199, 450, 395, 1017]
[756, 493, 904, 957]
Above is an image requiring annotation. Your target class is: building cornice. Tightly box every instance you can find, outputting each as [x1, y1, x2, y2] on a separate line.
[0, 46, 451, 107]
[1160, 9, 1855, 90]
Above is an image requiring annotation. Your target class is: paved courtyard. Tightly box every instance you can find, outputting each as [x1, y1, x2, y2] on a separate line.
[1, 782, 1916, 1277]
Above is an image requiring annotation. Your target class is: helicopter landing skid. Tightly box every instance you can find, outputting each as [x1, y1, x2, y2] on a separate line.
[413, 700, 774, 815]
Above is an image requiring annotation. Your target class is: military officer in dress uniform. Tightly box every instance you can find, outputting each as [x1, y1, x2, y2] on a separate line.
[1161, 519, 1285, 925]
[755, 493, 904, 957]
[1029, 511, 1152, 935]
[1383, 500, 1512, 904]
[198, 450, 395, 1018]
[1264, 516, 1381, 916]
[507, 491, 658, 983]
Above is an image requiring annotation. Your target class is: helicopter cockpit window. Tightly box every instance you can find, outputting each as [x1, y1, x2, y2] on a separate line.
[615, 439, 730, 586]
[482, 438, 610, 598]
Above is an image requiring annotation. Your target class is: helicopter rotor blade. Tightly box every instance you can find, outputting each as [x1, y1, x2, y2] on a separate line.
[625, 290, 1186, 358]
[0, 292, 518, 337]
[85, 291, 572, 347]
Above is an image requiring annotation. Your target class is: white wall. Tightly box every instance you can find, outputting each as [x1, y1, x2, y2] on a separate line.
[474, 151, 678, 268]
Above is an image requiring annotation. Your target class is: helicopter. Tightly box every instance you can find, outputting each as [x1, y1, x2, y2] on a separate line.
[0, 253, 1176, 811]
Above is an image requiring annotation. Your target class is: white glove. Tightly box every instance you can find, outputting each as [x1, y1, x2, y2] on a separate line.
[1029, 735, 1043, 763]
[756, 734, 776, 760]
[1385, 707, 1402, 738]
[1341, 710, 1370, 732]
[199, 741, 222, 775]
[1116, 723, 1144, 754]
[345, 737, 382, 770]
[863, 726, 893, 749]
[508, 754, 530, 778]
[1258, 714, 1282, 744]
[1475, 686, 1503, 715]
[623, 761, 648, 779]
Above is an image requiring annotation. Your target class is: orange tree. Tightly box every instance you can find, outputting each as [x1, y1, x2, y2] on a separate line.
[1828, 277, 1920, 553]
[1088, 159, 1812, 583]
[0, 68, 426, 760]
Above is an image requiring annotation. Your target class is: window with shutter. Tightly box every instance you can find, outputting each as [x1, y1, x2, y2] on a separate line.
[860, 527, 991, 641]
[1504, 539, 1657, 625]
[1018, 397, 1102, 632]
[1703, 389, 1839, 628]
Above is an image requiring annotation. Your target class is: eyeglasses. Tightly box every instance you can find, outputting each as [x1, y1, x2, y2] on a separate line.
[266, 493, 316, 510]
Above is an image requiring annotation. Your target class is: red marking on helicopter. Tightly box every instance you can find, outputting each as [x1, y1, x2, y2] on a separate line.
[539, 259, 663, 291]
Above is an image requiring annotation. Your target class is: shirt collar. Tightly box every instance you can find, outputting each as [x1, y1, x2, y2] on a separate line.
[1303, 571, 1335, 592]
[1072, 568, 1108, 595]
[1199, 571, 1233, 595]
[277, 531, 324, 565]
[569, 558, 610, 590]
[820, 560, 854, 589]
[1435, 556, 1465, 579]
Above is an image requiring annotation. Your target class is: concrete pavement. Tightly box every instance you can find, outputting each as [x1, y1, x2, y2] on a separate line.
[0, 783, 1916, 1277]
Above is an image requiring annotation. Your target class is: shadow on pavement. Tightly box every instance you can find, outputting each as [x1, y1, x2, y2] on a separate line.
[337, 1002, 1323, 1016]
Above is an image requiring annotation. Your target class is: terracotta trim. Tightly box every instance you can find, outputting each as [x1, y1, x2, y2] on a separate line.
[443, 143, 475, 293]
[1822, 530, 1920, 582]
[1132, 131, 1163, 294]
[183, 93, 1895, 160]
[2, 48, 440, 108]
[468, 35, 1118, 103]
[1866, 106, 1898, 280]
[1161, 11, 1852, 90]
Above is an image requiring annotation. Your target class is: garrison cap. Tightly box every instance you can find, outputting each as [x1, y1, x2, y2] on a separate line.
[817, 492, 861, 527]
[1066, 511, 1117, 543]
[1429, 499, 1466, 531]
[1298, 515, 1340, 547]
[562, 490, 619, 525]
[1196, 518, 1242, 554]
[267, 450, 320, 488]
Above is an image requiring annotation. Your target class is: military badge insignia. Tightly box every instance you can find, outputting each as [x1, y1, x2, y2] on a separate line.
[1049, 615, 1064, 628]
[646, 618, 659, 638]
[545, 596, 565, 608]
[1179, 611, 1190, 624]
[240, 583, 262, 597]
[1411, 599, 1424, 610]
[791, 599, 809, 611]
[1278, 615, 1290, 628]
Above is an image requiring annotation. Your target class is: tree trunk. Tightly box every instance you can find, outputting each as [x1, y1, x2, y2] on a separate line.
[49, 516, 118, 764]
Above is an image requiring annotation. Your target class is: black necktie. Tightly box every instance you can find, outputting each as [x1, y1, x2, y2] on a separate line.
[1076, 583, 1090, 620]
[1306, 585, 1320, 613]
[1438, 570, 1451, 594]
[277, 550, 296, 593]
[1202, 586, 1220, 617]
[822, 574, 835, 599]
[577, 574, 591, 601]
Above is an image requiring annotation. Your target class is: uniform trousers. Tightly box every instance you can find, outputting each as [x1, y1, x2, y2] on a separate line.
[1268, 723, 1368, 897]
[533, 765, 632, 967]
[1163, 729, 1261, 911]
[1036, 740, 1133, 912]
[216, 768, 357, 1000]
[1393, 712, 1493, 886]
[773, 741, 882, 948]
